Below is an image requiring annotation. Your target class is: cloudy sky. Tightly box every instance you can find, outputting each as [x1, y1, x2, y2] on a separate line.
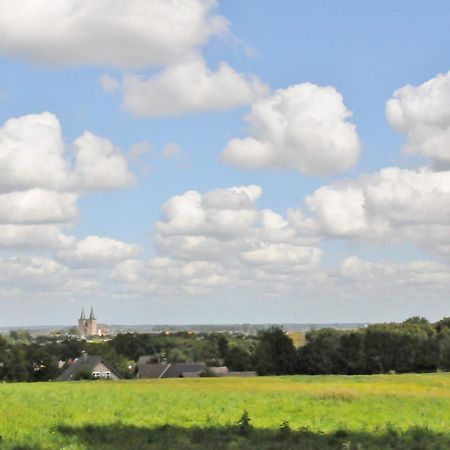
[1, 0, 450, 326]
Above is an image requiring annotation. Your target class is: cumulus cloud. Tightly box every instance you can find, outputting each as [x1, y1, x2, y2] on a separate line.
[336, 256, 450, 286]
[0, 112, 135, 252]
[57, 236, 140, 268]
[0, 0, 227, 69]
[386, 70, 450, 169]
[111, 184, 322, 298]
[0, 255, 101, 294]
[0, 112, 135, 195]
[156, 185, 263, 237]
[73, 132, 136, 191]
[305, 166, 450, 255]
[154, 185, 319, 268]
[0, 189, 78, 225]
[240, 243, 321, 269]
[0, 112, 72, 193]
[122, 54, 268, 117]
[221, 83, 361, 175]
[0, 225, 74, 250]
[111, 257, 228, 296]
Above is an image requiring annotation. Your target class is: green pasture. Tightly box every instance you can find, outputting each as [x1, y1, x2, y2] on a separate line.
[1, 373, 450, 449]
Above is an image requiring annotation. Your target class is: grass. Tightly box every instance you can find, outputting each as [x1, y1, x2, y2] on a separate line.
[1, 373, 450, 449]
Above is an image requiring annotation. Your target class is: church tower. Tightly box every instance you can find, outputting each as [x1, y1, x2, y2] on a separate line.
[78, 306, 97, 338]
[87, 306, 97, 336]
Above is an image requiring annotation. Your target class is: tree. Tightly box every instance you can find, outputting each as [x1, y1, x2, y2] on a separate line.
[297, 329, 343, 374]
[224, 346, 253, 371]
[403, 316, 429, 325]
[253, 327, 297, 375]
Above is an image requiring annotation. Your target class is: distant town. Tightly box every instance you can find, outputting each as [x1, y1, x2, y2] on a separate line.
[1, 310, 449, 384]
[0, 306, 368, 338]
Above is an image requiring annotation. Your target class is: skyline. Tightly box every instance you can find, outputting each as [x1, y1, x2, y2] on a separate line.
[1, 0, 450, 326]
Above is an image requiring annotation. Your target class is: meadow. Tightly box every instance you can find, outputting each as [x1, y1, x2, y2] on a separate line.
[1, 373, 450, 449]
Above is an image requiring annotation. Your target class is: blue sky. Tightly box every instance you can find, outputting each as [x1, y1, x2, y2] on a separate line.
[0, 0, 450, 326]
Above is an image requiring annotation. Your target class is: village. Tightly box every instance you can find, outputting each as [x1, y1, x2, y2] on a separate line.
[61, 306, 251, 380]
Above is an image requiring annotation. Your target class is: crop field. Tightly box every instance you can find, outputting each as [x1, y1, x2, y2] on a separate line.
[1, 373, 450, 449]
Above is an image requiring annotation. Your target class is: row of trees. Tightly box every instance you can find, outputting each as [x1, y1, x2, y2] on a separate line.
[1, 317, 450, 381]
[252, 317, 450, 375]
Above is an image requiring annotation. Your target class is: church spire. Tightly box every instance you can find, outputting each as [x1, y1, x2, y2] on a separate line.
[89, 306, 96, 320]
[80, 306, 86, 320]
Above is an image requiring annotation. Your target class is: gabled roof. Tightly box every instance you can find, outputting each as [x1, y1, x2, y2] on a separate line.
[56, 354, 122, 381]
[137, 362, 207, 379]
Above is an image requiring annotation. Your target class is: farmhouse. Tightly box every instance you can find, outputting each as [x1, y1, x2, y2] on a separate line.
[57, 353, 122, 381]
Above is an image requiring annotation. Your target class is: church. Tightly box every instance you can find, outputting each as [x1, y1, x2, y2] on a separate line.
[78, 306, 97, 338]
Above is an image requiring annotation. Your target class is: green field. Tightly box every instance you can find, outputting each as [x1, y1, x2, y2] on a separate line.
[1, 373, 450, 449]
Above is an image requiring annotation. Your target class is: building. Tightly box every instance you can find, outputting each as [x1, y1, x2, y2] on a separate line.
[136, 358, 258, 378]
[78, 306, 97, 338]
[136, 361, 208, 379]
[96, 323, 111, 337]
[57, 353, 122, 381]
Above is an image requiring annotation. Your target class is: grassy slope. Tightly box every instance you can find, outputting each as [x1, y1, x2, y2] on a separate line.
[1, 373, 450, 449]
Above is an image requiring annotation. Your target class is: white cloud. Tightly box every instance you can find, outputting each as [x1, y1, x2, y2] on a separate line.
[122, 54, 268, 117]
[386, 70, 450, 169]
[0, 256, 99, 293]
[336, 256, 450, 286]
[0, 112, 72, 193]
[0, 112, 135, 252]
[111, 257, 229, 296]
[0, 256, 69, 287]
[0, 189, 78, 224]
[156, 185, 262, 237]
[0, 225, 74, 250]
[112, 185, 322, 297]
[222, 83, 361, 175]
[0, 0, 227, 69]
[240, 243, 321, 269]
[305, 166, 450, 255]
[57, 236, 140, 268]
[73, 132, 136, 191]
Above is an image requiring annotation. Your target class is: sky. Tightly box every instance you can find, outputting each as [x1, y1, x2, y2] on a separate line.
[1, 0, 450, 326]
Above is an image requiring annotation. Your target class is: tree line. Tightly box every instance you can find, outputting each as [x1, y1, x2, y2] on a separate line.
[1, 316, 450, 381]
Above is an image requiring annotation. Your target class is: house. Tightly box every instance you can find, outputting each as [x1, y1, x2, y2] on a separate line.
[136, 362, 207, 379]
[57, 353, 122, 381]
[136, 358, 258, 378]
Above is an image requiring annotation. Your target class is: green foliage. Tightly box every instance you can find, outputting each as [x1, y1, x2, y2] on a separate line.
[237, 410, 252, 434]
[254, 327, 297, 375]
[224, 346, 253, 371]
[3, 317, 450, 383]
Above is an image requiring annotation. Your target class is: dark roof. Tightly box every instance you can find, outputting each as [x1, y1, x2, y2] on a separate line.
[137, 362, 207, 379]
[137, 355, 153, 365]
[57, 354, 122, 381]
